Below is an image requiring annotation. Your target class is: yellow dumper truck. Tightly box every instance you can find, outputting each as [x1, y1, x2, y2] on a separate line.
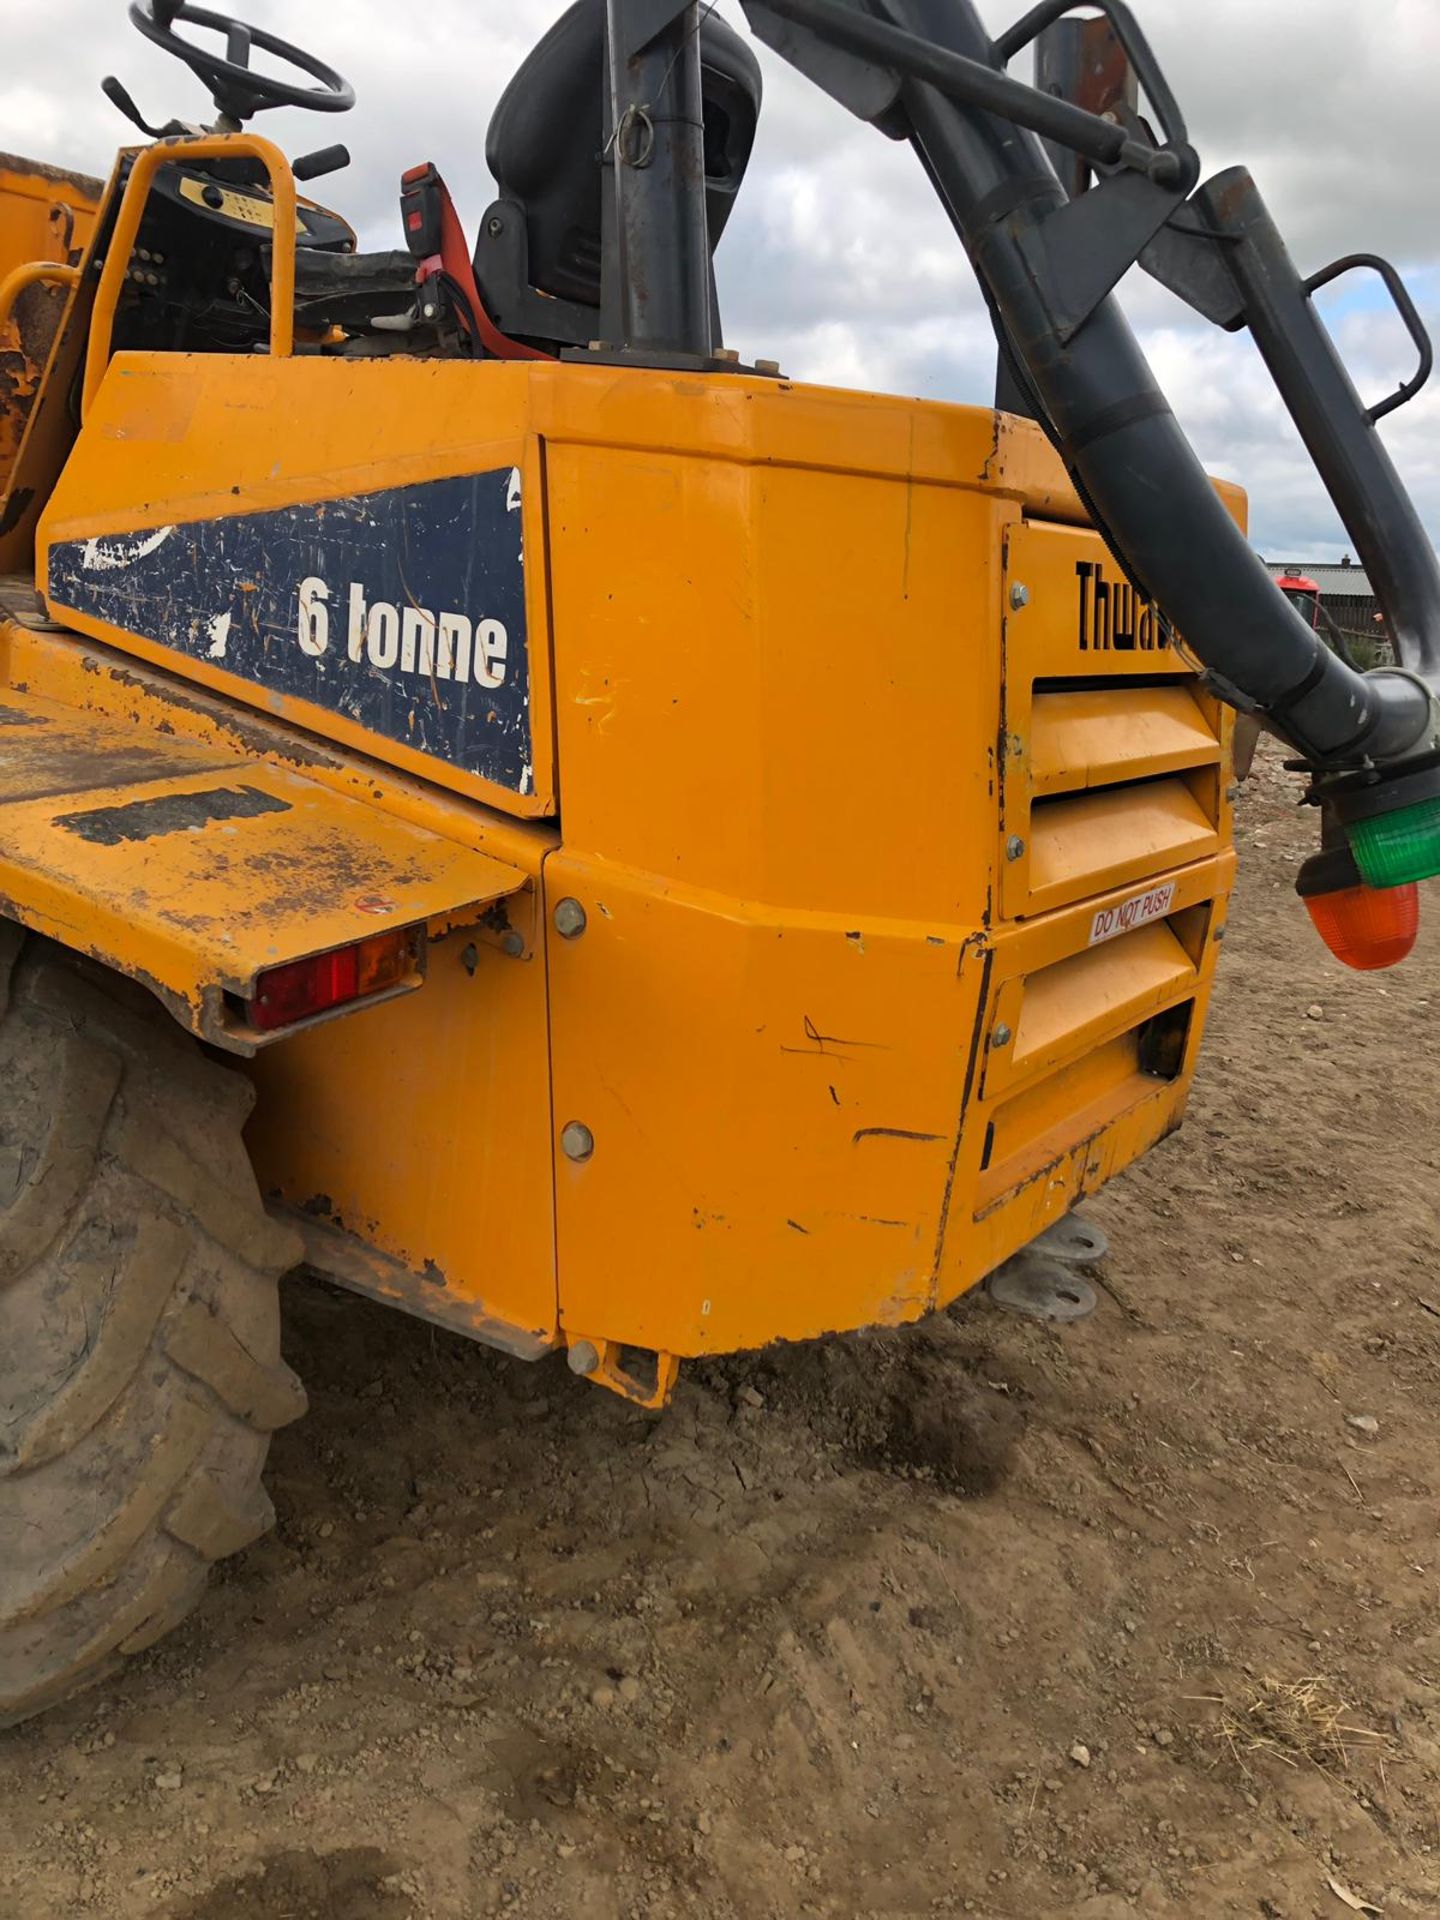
[2, 0, 1436, 1722]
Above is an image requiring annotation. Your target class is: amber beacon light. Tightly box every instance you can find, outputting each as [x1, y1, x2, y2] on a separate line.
[1295, 843, 1420, 972]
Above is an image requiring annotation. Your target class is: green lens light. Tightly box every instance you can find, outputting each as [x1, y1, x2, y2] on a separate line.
[1346, 794, 1440, 888]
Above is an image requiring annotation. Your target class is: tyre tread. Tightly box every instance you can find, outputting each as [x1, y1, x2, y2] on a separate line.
[0, 934, 304, 1727]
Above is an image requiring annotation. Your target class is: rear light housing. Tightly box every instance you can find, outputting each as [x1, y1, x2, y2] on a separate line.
[246, 926, 422, 1032]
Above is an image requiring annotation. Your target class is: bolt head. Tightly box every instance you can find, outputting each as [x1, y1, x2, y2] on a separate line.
[487, 215, 504, 236]
[754, 357, 782, 376]
[991, 1024, 1013, 1049]
[1009, 582, 1030, 612]
[1005, 835, 1026, 862]
[500, 929, 525, 957]
[554, 897, 587, 939]
[561, 1121, 594, 1163]
[567, 1339, 600, 1377]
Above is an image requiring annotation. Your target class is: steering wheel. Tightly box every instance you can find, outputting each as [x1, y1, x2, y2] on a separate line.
[128, 2, 355, 122]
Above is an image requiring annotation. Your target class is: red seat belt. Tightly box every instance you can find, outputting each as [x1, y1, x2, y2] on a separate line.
[400, 162, 551, 362]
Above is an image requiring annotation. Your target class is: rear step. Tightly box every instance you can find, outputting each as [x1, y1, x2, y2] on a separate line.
[0, 666, 526, 1052]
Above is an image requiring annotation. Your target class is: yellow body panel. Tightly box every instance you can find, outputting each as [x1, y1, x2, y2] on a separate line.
[3, 346, 1241, 1399]
[247, 893, 560, 1359]
[39, 359, 556, 817]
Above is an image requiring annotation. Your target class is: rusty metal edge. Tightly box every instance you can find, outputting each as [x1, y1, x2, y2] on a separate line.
[282, 1208, 557, 1363]
[0, 152, 107, 200]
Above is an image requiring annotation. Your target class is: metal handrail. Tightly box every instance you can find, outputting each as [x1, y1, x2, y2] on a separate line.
[0, 260, 80, 335]
[82, 131, 296, 418]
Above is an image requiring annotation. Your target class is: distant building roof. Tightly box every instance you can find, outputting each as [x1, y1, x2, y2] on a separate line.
[1265, 559, 1374, 595]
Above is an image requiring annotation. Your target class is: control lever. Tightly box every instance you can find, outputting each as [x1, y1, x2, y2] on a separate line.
[101, 74, 168, 138]
[292, 144, 350, 182]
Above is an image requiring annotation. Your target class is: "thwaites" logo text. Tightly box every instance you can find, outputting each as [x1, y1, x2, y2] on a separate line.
[1074, 560, 1173, 653]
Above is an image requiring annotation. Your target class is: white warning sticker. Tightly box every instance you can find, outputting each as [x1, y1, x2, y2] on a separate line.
[1089, 881, 1176, 947]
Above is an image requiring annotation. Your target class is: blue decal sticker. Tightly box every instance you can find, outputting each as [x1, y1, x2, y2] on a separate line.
[47, 468, 534, 794]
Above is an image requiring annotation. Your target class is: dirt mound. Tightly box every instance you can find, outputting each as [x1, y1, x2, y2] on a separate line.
[701, 1320, 1027, 1492]
[167, 1848, 413, 1919]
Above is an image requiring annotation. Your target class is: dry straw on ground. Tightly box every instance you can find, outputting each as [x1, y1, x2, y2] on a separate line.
[1189, 1675, 1394, 1776]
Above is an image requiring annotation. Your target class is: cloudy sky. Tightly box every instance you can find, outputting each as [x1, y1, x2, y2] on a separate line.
[6, 0, 1439, 559]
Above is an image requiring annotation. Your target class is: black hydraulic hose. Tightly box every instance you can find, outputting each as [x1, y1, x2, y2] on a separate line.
[891, 0, 1435, 765]
[752, 0, 1436, 769]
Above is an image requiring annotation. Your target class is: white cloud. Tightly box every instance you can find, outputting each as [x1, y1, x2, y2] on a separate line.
[6, 0, 1440, 559]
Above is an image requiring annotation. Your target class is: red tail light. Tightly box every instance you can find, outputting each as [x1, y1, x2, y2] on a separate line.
[248, 927, 420, 1031]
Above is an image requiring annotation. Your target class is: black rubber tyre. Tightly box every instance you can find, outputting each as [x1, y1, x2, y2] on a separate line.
[0, 927, 305, 1728]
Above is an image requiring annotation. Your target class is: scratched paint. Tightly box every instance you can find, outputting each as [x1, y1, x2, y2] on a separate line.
[47, 469, 534, 793]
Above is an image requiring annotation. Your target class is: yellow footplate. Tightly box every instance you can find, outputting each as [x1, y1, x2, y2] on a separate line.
[0, 679, 525, 1051]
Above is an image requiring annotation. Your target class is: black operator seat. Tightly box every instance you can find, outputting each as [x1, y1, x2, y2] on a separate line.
[474, 0, 762, 350]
